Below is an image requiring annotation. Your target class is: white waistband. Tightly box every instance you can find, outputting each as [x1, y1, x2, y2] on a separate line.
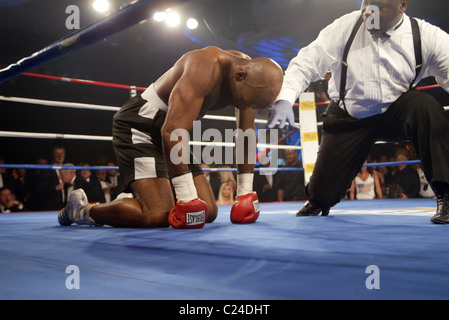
[141, 84, 168, 112]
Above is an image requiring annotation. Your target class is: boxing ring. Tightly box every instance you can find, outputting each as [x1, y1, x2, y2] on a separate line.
[2, 0, 449, 302]
[1, 199, 448, 301]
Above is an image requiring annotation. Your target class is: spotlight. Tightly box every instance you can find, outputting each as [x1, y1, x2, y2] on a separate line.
[166, 11, 181, 27]
[153, 11, 166, 22]
[93, 0, 110, 13]
[186, 18, 199, 30]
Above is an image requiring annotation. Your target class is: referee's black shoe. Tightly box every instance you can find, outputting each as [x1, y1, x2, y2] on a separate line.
[297, 201, 330, 217]
[431, 192, 449, 224]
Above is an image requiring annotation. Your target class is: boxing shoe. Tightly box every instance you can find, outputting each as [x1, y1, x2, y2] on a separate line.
[431, 192, 449, 224]
[58, 189, 96, 226]
[230, 192, 260, 224]
[296, 201, 330, 217]
[169, 198, 208, 229]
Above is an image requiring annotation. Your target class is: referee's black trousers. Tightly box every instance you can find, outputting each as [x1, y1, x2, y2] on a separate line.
[307, 89, 449, 209]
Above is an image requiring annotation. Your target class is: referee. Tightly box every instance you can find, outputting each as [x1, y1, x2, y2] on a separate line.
[267, 0, 449, 224]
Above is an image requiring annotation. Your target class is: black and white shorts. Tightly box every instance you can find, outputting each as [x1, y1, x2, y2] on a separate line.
[112, 84, 203, 193]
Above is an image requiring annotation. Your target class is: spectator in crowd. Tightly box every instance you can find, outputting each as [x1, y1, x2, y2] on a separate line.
[35, 145, 67, 210]
[78, 164, 106, 204]
[216, 183, 235, 206]
[349, 159, 383, 200]
[59, 165, 77, 206]
[0, 156, 14, 190]
[0, 187, 25, 213]
[274, 148, 306, 202]
[218, 166, 237, 197]
[384, 155, 399, 187]
[389, 152, 420, 199]
[253, 154, 277, 202]
[106, 161, 120, 201]
[96, 168, 113, 203]
[200, 163, 221, 201]
[12, 168, 34, 206]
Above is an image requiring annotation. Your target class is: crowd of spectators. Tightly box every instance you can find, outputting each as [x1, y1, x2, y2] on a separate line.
[347, 147, 434, 200]
[0, 146, 120, 213]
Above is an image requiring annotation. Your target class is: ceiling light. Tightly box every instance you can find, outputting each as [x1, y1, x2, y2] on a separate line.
[93, 0, 110, 13]
[166, 11, 181, 27]
[186, 18, 199, 30]
[153, 11, 166, 22]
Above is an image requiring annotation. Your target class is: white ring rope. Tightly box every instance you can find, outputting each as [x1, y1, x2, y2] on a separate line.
[189, 141, 302, 150]
[0, 96, 281, 125]
[0, 96, 120, 112]
[0, 131, 112, 141]
[0, 131, 303, 150]
[3, 95, 448, 149]
[0, 94, 304, 150]
[2, 95, 448, 127]
[0, 129, 399, 149]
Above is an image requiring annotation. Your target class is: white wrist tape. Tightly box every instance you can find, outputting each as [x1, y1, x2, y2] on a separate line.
[236, 173, 254, 197]
[171, 172, 198, 203]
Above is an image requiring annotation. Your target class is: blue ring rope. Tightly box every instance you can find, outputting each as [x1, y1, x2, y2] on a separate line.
[0, 160, 422, 172]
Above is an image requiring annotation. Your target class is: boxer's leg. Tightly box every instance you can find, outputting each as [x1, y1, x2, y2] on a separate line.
[88, 177, 174, 228]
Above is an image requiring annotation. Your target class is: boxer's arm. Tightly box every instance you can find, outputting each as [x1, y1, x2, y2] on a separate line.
[235, 107, 258, 184]
[162, 58, 218, 228]
[162, 85, 203, 178]
[162, 61, 218, 178]
[231, 108, 261, 224]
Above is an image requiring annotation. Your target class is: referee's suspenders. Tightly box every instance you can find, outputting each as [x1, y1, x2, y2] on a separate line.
[338, 15, 423, 112]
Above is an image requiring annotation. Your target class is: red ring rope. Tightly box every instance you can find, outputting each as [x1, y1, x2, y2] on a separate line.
[18, 72, 442, 98]
[21, 72, 146, 92]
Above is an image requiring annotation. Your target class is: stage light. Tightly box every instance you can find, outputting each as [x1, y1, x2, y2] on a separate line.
[93, 0, 110, 13]
[186, 18, 199, 30]
[166, 11, 181, 27]
[153, 11, 166, 22]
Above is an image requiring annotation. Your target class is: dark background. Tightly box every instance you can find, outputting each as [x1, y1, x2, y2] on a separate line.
[1, 0, 448, 165]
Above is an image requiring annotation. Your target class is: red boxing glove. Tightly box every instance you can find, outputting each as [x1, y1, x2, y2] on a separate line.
[230, 192, 260, 224]
[169, 198, 209, 229]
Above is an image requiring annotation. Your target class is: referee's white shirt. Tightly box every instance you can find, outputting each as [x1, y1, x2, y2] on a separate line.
[276, 10, 449, 119]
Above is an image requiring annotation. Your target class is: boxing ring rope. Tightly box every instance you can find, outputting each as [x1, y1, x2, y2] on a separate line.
[0, 131, 113, 141]
[20, 72, 147, 92]
[0, 96, 270, 124]
[0, 160, 424, 173]
[2, 92, 447, 125]
[0, 163, 303, 173]
[17, 71, 443, 97]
